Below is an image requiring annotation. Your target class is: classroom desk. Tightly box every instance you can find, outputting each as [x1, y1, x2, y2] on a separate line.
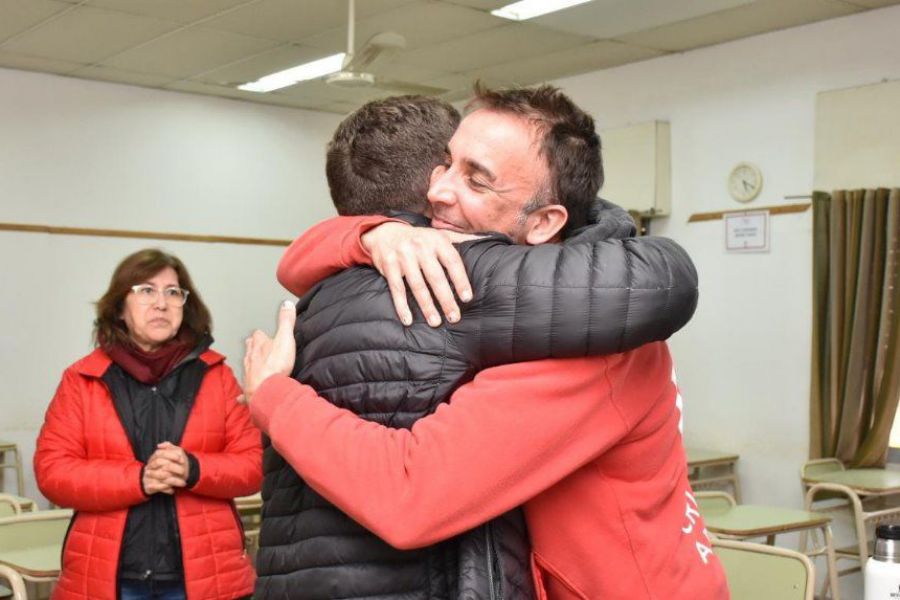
[803, 468, 900, 495]
[0, 509, 71, 583]
[235, 493, 263, 559]
[235, 492, 262, 514]
[701, 504, 840, 600]
[803, 467, 900, 577]
[8, 495, 34, 512]
[0, 441, 25, 497]
[686, 447, 741, 502]
[704, 505, 831, 545]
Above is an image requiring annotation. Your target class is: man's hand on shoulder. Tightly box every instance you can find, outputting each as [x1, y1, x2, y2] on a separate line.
[241, 300, 297, 405]
[360, 222, 478, 328]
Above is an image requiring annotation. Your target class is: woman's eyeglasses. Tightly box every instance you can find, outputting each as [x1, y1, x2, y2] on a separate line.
[130, 284, 190, 307]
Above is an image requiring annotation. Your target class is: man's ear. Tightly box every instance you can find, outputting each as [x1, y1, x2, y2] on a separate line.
[524, 203, 568, 245]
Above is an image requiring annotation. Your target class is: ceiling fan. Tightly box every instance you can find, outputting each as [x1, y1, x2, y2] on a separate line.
[238, 0, 450, 96]
[323, 0, 448, 96]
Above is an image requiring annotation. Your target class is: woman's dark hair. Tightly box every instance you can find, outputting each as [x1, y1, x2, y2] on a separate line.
[94, 248, 212, 349]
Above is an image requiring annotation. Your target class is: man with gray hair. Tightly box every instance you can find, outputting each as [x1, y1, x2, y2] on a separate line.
[249, 87, 726, 600]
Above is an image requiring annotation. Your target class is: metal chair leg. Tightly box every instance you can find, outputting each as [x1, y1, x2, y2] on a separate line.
[823, 524, 841, 600]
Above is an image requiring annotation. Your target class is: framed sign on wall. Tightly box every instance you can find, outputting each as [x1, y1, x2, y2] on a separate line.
[725, 211, 769, 252]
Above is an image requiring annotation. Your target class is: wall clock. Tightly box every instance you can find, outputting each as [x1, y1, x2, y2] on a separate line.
[728, 162, 763, 203]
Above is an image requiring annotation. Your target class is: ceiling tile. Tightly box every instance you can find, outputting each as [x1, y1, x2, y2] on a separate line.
[193, 43, 331, 86]
[164, 78, 264, 99]
[162, 77, 339, 112]
[290, 102, 342, 113]
[437, 0, 506, 10]
[467, 40, 665, 87]
[616, 0, 863, 52]
[275, 77, 388, 104]
[86, 0, 256, 24]
[3, 0, 890, 115]
[324, 101, 359, 114]
[844, 0, 900, 6]
[369, 61, 454, 83]
[0, 51, 83, 74]
[166, 76, 383, 112]
[439, 87, 474, 103]
[203, 0, 417, 43]
[267, 96, 342, 113]
[0, 0, 77, 44]
[299, 2, 505, 53]
[531, 0, 754, 39]
[2, 6, 179, 64]
[421, 71, 474, 94]
[104, 26, 278, 78]
[397, 22, 592, 72]
[70, 64, 176, 86]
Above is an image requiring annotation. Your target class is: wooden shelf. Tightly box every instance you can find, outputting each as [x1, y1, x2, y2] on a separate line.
[688, 203, 811, 223]
[0, 222, 291, 247]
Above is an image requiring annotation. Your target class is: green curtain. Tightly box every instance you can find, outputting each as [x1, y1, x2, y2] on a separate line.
[810, 188, 900, 466]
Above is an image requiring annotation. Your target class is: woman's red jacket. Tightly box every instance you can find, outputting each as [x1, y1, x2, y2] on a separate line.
[34, 347, 262, 600]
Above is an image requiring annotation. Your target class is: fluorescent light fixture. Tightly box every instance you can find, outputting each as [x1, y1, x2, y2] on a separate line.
[491, 0, 593, 21]
[239, 53, 346, 93]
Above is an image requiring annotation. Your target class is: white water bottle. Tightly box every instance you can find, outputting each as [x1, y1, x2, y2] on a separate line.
[865, 524, 900, 600]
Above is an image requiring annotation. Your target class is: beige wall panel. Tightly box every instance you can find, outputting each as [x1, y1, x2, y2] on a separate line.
[815, 79, 900, 190]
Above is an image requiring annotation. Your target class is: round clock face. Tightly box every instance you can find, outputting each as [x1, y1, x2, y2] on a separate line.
[728, 162, 763, 203]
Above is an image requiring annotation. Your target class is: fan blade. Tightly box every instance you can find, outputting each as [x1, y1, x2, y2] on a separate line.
[373, 78, 450, 96]
[346, 31, 406, 72]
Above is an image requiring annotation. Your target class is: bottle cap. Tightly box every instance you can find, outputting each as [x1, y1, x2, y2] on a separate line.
[877, 524, 900, 540]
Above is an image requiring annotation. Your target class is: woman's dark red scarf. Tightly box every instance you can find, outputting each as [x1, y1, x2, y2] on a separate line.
[107, 333, 193, 385]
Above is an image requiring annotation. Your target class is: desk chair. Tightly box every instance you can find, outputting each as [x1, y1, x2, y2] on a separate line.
[235, 493, 263, 563]
[0, 564, 27, 600]
[713, 538, 814, 600]
[0, 443, 24, 497]
[0, 496, 22, 519]
[697, 491, 840, 599]
[801, 458, 900, 578]
[0, 509, 73, 591]
[686, 447, 742, 502]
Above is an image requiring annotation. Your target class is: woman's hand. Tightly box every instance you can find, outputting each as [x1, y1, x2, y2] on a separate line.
[142, 465, 177, 495]
[143, 441, 189, 494]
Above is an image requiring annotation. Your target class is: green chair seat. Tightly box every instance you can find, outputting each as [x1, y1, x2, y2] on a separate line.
[714, 539, 813, 600]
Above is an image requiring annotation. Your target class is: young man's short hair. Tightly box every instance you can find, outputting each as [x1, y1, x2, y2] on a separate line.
[468, 83, 602, 235]
[326, 95, 461, 216]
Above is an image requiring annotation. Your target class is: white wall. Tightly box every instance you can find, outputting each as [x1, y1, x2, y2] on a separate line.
[0, 68, 342, 503]
[553, 4, 900, 513]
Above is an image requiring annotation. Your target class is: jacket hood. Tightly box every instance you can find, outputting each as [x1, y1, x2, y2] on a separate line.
[564, 198, 636, 244]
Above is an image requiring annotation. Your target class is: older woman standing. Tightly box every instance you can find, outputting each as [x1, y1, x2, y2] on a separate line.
[35, 249, 261, 600]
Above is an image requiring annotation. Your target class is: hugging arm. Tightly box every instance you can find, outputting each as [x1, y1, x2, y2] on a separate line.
[454, 234, 697, 367]
[278, 216, 698, 364]
[250, 353, 636, 549]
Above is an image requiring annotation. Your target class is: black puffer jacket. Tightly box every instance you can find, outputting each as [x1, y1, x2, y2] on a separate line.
[255, 201, 698, 600]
